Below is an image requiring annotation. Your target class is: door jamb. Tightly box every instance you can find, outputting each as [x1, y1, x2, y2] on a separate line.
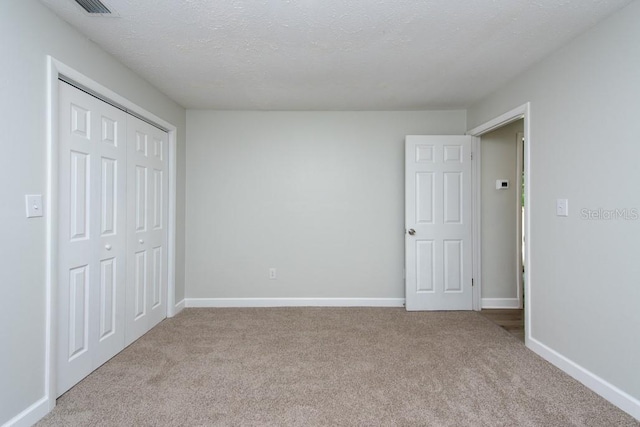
[467, 103, 531, 346]
[516, 131, 524, 309]
[45, 56, 179, 411]
[470, 136, 482, 311]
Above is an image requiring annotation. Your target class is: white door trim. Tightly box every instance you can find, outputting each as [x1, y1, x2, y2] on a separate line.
[466, 103, 531, 344]
[45, 56, 179, 414]
[471, 136, 481, 311]
[515, 131, 524, 310]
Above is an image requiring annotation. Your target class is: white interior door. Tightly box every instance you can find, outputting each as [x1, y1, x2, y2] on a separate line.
[405, 135, 473, 311]
[125, 115, 168, 345]
[58, 81, 127, 395]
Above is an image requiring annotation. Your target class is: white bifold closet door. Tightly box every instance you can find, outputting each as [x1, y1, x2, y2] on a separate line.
[57, 81, 168, 396]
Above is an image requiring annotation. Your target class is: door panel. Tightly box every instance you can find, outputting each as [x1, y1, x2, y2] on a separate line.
[68, 265, 89, 360]
[58, 81, 128, 396]
[416, 172, 434, 223]
[126, 116, 168, 345]
[99, 258, 116, 339]
[405, 135, 472, 311]
[152, 246, 162, 308]
[100, 158, 117, 235]
[134, 251, 146, 319]
[69, 151, 89, 240]
[443, 172, 462, 223]
[416, 241, 435, 292]
[444, 240, 463, 292]
[135, 166, 147, 231]
[153, 169, 163, 229]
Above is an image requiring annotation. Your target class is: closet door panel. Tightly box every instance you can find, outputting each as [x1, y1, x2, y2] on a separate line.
[126, 116, 168, 345]
[57, 82, 127, 396]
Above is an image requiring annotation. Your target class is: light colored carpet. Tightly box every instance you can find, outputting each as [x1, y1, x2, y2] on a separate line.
[38, 308, 638, 426]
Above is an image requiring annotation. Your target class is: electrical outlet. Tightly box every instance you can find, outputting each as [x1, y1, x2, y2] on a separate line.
[269, 268, 277, 280]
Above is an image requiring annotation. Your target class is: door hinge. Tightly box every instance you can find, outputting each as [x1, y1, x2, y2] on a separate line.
[472, 278, 474, 287]
[471, 152, 474, 160]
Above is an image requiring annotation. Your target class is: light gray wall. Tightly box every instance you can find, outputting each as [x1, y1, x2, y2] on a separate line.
[468, 1, 640, 402]
[185, 111, 466, 300]
[0, 1, 186, 424]
[481, 120, 523, 301]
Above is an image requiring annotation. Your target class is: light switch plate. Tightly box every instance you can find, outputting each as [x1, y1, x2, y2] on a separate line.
[556, 198, 569, 217]
[25, 194, 44, 218]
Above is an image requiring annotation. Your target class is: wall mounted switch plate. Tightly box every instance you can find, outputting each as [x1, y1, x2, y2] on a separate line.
[25, 194, 44, 218]
[556, 198, 569, 217]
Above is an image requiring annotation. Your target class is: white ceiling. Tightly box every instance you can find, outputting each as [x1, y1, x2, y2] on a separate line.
[41, 0, 632, 110]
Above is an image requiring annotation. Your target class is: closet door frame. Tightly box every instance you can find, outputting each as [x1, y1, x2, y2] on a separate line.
[45, 57, 179, 412]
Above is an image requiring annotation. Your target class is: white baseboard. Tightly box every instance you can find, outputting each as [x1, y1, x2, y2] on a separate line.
[174, 298, 185, 314]
[481, 298, 521, 309]
[185, 298, 405, 308]
[527, 337, 640, 421]
[2, 396, 51, 427]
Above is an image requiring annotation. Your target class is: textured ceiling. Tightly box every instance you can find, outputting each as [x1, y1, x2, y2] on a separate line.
[41, 0, 633, 110]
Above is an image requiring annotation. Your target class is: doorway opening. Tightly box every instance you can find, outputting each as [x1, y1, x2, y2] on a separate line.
[476, 121, 525, 340]
[467, 103, 531, 345]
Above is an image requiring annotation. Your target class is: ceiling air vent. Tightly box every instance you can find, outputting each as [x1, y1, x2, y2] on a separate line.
[74, 0, 111, 14]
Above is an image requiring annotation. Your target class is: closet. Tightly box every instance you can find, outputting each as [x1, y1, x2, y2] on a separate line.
[57, 81, 168, 396]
